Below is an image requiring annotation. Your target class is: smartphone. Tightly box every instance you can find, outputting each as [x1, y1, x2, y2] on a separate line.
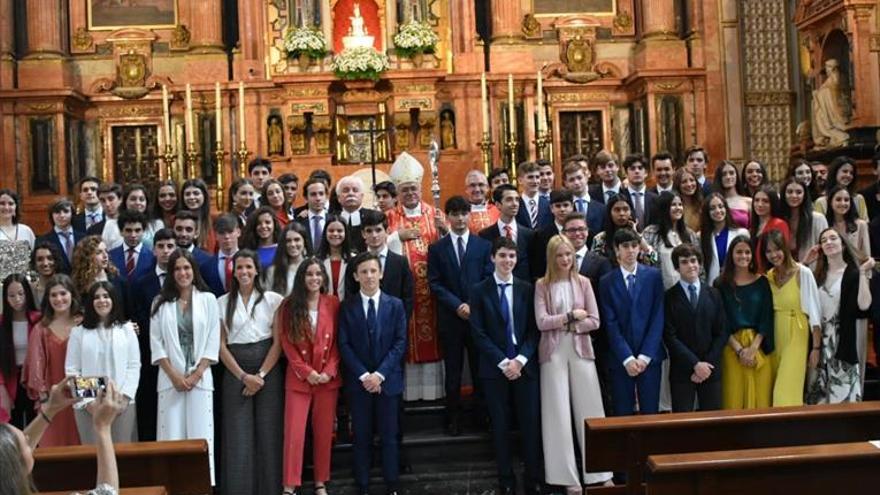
[71, 376, 107, 399]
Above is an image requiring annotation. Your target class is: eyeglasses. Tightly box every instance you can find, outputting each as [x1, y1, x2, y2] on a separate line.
[563, 227, 588, 234]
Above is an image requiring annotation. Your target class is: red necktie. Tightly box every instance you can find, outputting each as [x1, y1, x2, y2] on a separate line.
[504, 225, 513, 240]
[126, 248, 136, 280]
[224, 255, 233, 291]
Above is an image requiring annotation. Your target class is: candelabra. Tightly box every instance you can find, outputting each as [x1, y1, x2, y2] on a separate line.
[478, 132, 493, 175]
[184, 142, 199, 180]
[235, 142, 251, 177]
[214, 143, 228, 210]
[505, 139, 518, 183]
[160, 145, 176, 182]
[535, 130, 551, 162]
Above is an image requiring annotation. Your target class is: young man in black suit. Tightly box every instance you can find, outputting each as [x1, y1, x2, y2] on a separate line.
[86, 182, 124, 248]
[72, 176, 103, 232]
[478, 184, 535, 281]
[531, 189, 573, 280]
[619, 153, 658, 231]
[588, 150, 622, 204]
[562, 157, 606, 238]
[172, 210, 211, 266]
[39, 198, 85, 274]
[650, 152, 676, 195]
[515, 161, 552, 230]
[684, 145, 714, 196]
[295, 178, 330, 253]
[469, 237, 542, 495]
[427, 195, 493, 435]
[199, 214, 240, 297]
[663, 244, 727, 412]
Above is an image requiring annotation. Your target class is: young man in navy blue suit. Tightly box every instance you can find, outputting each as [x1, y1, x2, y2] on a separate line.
[479, 184, 535, 281]
[172, 210, 211, 266]
[599, 228, 666, 416]
[562, 158, 605, 238]
[38, 198, 85, 274]
[199, 214, 240, 297]
[129, 228, 176, 441]
[110, 210, 155, 286]
[685, 145, 714, 196]
[71, 176, 104, 232]
[470, 237, 541, 495]
[427, 195, 493, 435]
[339, 252, 408, 495]
[515, 162, 553, 230]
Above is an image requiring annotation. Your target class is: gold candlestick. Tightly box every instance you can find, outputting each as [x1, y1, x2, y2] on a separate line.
[505, 139, 518, 184]
[535, 130, 551, 162]
[214, 143, 227, 210]
[235, 142, 251, 178]
[478, 132, 493, 176]
[185, 142, 199, 179]
[161, 145, 176, 182]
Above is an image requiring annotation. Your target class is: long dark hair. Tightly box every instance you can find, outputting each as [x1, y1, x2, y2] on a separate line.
[179, 179, 212, 249]
[711, 160, 744, 196]
[284, 257, 327, 343]
[824, 185, 858, 234]
[40, 274, 82, 324]
[813, 227, 861, 286]
[650, 191, 690, 248]
[227, 177, 255, 214]
[81, 281, 126, 329]
[261, 179, 290, 217]
[223, 249, 267, 330]
[1, 274, 38, 376]
[600, 193, 634, 258]
[241, 206, 281, 250]
[741, 159, 769, 195]
[316, 214, 354, 260]
[749, 185, 783, 239]
[151, 249, 211, 316]
[779, 178, 814, 252]
[714, 235, 755, 289]
[121, 183, 159, 223]
[699, 193, 735, 270]
[270, 222, 311, 295]
[153, 179, 178, 220]
[759, 229, 796, 274]
[31, 241, 62, 275]
[0, 188, 21, 224]
[826, 156, 857, 194]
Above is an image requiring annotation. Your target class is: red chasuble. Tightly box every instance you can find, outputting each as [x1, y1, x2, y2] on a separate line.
[467, 203, 500, 234]
[387, 202, 446, 363]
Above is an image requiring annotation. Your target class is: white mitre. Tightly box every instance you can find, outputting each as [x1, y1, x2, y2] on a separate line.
[389, 151, 424, 186]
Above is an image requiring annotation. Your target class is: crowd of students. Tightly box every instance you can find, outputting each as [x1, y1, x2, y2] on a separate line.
[0, 147, 878, 495]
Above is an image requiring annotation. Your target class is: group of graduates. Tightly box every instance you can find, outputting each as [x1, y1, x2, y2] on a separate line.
[0, 145, 879, 495]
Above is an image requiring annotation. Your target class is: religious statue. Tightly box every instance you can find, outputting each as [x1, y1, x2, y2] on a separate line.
[811, 58, 850, 148]
[440, 110, 456, 149]
[267, 116, 283, 155]
[343, 2, 375, 49]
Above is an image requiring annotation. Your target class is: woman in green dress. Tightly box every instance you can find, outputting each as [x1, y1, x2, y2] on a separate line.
[715, 235, 775, 409]
[761, 230, 821, 406]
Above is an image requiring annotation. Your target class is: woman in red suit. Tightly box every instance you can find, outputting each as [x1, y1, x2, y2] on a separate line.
[277, 257, 341, 495]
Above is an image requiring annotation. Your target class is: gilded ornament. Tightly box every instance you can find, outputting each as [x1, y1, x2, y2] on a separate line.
[170, 25, 191, 50]
[613, 11, 633, 31]
[28, 103, 55, 112]
[522, 14, 542, 38]
[564, 34, 594, 73]
[395, 97, 433, 111]
[654, 81, 683, 91]
[73, 27, 94, 52]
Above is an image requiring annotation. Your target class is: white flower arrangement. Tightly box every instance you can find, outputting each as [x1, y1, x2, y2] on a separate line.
[393, 21, 439, 57]
[331, 47, 390, 81]
[284, 27, 328, 59]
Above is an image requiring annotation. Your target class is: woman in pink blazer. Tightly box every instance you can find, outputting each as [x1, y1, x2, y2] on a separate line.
[534, 235, 612, 493]
[277, 257, 341, 495]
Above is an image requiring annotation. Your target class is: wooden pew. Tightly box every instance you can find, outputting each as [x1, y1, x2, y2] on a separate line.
[33, 440, 210, 495]
[41, 487, 167, 495]
[645, 441, 880, 495]
[584, 402, 880, 495]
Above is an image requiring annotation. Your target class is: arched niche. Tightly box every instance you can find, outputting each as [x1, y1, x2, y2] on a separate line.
[820, 29, 851, 94]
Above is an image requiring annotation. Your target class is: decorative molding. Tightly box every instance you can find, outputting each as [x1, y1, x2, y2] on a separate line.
[170, 25, 191, 50]
[290, 101, 328, 114]
[395, 97, 433, 111]
[653, 81, 684, 91]
[871, 34, 880, 52]
[549, 92, 610, 103]
[522, 13, 542, 39]
[613, 11, 633, 32]
[286, 87, 328, 98]
[28, 103, 56, 112]
[97, 106, 163, 118]
[72, 27, 95, 52]
[398, 84, 435, 93]
[744, 91, 796, 106]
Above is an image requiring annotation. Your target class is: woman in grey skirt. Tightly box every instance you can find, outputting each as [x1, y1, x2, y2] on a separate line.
[217, 249, 285, 495]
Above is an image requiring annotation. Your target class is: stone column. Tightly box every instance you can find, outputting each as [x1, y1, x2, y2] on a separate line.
[490, 0, 523, 41]
[0, 0, 15, 88]
[237, 0, 266, 79]
[189, 0, 224, 50]
[641, 0, 677, 38]
[26, 0, 66, 55]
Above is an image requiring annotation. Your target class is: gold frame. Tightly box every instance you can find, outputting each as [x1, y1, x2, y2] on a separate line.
[531, 0, 617, 18]
[87, 0, 178, 31]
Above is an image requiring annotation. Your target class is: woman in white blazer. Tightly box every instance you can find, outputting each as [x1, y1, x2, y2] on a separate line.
[150, 249, 220, 484]
[698, 193, 749, 286]
[65, 281, 140, 443]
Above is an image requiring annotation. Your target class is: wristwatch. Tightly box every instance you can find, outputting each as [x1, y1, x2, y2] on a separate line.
[258, 370, 267, 379]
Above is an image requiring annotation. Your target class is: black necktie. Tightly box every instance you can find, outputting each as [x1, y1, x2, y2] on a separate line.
[367, 297, 377, 354]
[457, 236, 466, 266]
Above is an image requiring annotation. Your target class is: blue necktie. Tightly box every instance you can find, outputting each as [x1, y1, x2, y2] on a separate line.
[688, 284, 699, 308]
[576, 198, 585, 213]
[626, 274, 636, 299]
[457, 236, 466, 267]
[312, 215, 323, 252]
[498, 283, 516, 359]
[367, 298, 377, 357]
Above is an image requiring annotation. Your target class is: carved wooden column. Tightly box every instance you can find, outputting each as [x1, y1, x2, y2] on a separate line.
[847, 5, 880, 127]
[490, 0, 523, 41]
[0, 0, 14, 88]
[236, 0, 267, 80]
[189, 0, 224, 50]
[450, 0, 480, 72]
[489, 0, 533, 71]
[641, 0, 677, 38]
[25, 0, 66, 55]
[634, 0, 686, 69]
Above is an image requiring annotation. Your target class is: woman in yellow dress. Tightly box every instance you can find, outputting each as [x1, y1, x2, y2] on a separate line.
[716, 235, 775, 409]
[761, 229, 821, 406]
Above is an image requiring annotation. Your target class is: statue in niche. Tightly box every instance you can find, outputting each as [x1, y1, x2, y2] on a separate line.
[268, 116, 284, 155]
[290, 0, 321, 28]
[811, 58, 850, 148]
[398, 0, 428, 22]
[440, 110, 456, 149]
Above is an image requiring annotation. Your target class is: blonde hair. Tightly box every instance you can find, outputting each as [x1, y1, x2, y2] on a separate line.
[541, 235, 577, 284]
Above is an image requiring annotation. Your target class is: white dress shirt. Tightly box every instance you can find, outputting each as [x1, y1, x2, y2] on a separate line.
[340, 208, 362, 226]
[492, 273, 528, 369]
[497, 219, 518, 239]
[217, 291, 283, 344]
[449, 230, 469, 263]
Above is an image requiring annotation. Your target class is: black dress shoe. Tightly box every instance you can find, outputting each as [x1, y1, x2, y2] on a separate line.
[446, 414, 462, 436]
[526, 483, 543, 495]
[499, 486, 515, 495]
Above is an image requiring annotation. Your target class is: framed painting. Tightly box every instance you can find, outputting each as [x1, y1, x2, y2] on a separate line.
[532, 0, 616, 16]
[88, 0, 178, 31]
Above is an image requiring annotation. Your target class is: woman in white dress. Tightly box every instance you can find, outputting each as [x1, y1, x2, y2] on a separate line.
[698, 193, 749, 286]
[806, 228, 874, 404]
[150, 249, 220, 484]
[265, 222, 309, 296]
[0, 189, 36, 284]
[65, 281, 140, 443]
[534, 235, 612, 493]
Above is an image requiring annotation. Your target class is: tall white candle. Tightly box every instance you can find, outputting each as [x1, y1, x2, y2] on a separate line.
[162, 85, 171, 147]
[508, 74, 515, 137]
[238, 82, 246, 146]
[185, 84, 193, 145]
[215, 82, 222, 146]
[480, 72, 489, 136]
[536, 70, 545, 134]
